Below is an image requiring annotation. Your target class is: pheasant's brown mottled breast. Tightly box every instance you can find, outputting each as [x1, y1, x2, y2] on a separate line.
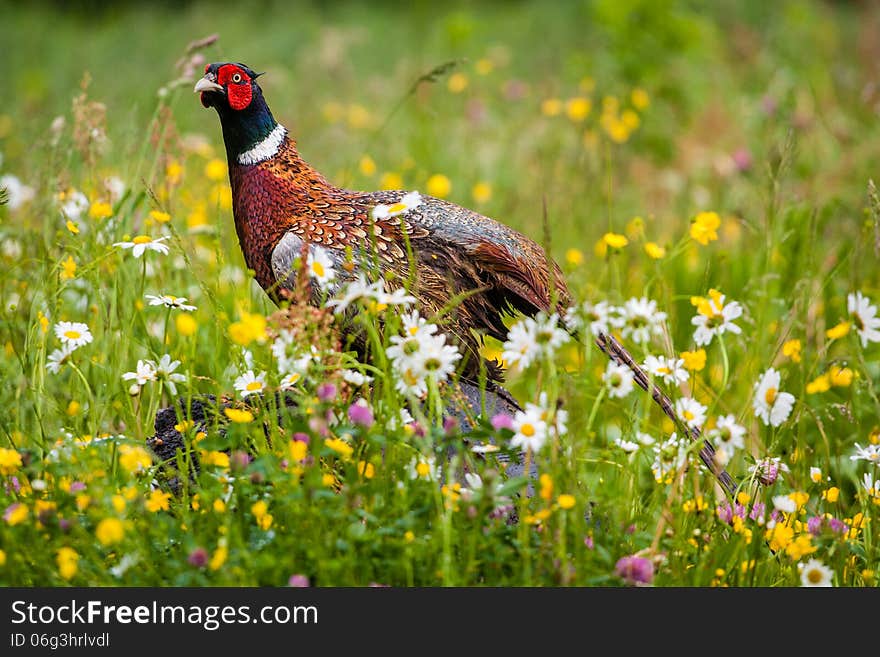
[230, 135, 570, 378]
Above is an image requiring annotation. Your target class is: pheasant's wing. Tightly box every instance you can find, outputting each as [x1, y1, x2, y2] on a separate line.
[405, 196, 571, 318]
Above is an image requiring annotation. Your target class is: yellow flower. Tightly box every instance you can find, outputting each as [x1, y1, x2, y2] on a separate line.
[175, 313, 197, 337]
[620, 109, 640, 130]
[602, 117, 631, 143]
[118, 445, 153, 474]
[690, 211, 721, 245]
[789, 491, 809, 510]
[826, 322, 850, 340]
[565, 97, 591, 122]
[201, 451, 229, 469]
[358, 461, 375, 479]
[447, 72, 468, 93]
[60, 255, 77, 281]
[540, 98, 562, 117]
[322, 473, 338, 487]
[806, 374, 830, 395]
[209, 544, 228, 571]
[224, 407, 254, 423]
[557, 494, 576, 510]
[38, 311, 49, 334]
[782, 339, 802, 363]
[346, 104, 372, 129]
[251, 500, 268, 518]
[95, 517, 124, 546]
[0, 448, 22, 475]
[66, 400, 80, 416]
[822, 487, 839, 503]
[205, 158, 227, 181]
[566, 248, 584, 266]
[0, 549, 6, 566]
[228, 311, 266, 346]
[325, 437, 353, 459]
[4, 503, 28, 525]
[149, 210, 171, 224]
[602, 232, 628, 249]
[475, 58, 494, 75]
[680, 349, 707, 371]
[209, 184, 233, 210]
[766, 523, 794, 552]
[404, 530, 415, 543]
[471, 181, 492, 204]
[644, 242, 666, 259]
[736, 491, 750, 505]
[165, 160, 183, 185]
[539, 474, 554, 501]
[146, 490, 172, 512]
[631, 88, 650, 110]
[379, 172, 403, 190]
[56, 547, 79, 580]
[829, 366, 853, 387]
[682, 496, 709, 513]
[426, 174, 451, 198]
[289, 440, 308, 462]
[784, 534, 816, 560]
[187, 204, 208, 232]
[359, 155, 376, 177]
[89, 201, 113, 220]
[111, 495, 126, 513]
[65, 220, 80, 234]
[212, 499, 226, 513]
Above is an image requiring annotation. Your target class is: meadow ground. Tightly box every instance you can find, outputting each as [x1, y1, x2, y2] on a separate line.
[0, 0, 879, 586]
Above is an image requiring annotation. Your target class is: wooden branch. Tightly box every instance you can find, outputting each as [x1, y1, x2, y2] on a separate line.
[595, 332, 737, 496]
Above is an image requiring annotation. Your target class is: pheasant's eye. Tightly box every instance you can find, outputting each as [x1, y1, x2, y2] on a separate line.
[232, 73, 243, 84]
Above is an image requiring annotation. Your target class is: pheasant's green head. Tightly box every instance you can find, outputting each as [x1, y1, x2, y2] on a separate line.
[195, 62, 281, 164]
[195, 62, 263, 111]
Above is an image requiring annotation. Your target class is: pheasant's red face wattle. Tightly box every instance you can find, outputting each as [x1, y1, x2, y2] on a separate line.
[217, 64, 253, 111]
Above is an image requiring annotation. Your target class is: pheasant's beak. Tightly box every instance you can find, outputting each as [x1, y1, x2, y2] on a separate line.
[194, 75, 224, 107]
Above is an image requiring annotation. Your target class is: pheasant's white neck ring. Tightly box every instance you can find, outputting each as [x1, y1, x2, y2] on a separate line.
[238, 124, 287, 165]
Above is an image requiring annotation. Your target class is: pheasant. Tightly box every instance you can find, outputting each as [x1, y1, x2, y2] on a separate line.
[194, 62, 570, 381]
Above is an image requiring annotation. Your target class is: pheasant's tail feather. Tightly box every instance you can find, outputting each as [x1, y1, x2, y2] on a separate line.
[595, 332, 737, 496]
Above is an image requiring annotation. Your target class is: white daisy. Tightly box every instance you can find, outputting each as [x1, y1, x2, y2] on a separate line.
[408, 454, 440, 481]
[416, 332, 462, 383]
[122, 360, 158, 386]
[374, 287, 417, 309]
[58, 189, 89, 220]
[371, 191, 422, 220]
[54, 321, 93, 350]
[847, 291, 880, 347]
[104, 176, 126, 203]
[306, 245, 336, 290]
[603, 361, 635, 398]
[532, 312, 570, 353]
[279, 372, 304, 389]
[342, 369, 373, 386]
[615, 297, 667, 345]
[772, 494, 797, 514]
[675, 397, 707, 429]
[614, 437, 641, 453]
[325, 274, 382, 314]
[690, 289, 743, 347]
[652, 433, 688, 483]
[501, 319, 539, 371]
[799, 558, 833, 587]
[144, 294, 197, 311]
[862, 472, 880, 501]
[153, 354, 187, 395]
[643, 354, 689, 385]
[113, 235, 170, 258]
[234, 370, 267, 398]
[1, 238, 22, 259]
[753, 367, 796, 427]
[525, 392, 568, 437]
[510, 405, 549, 453]
[636, 431, 656, 446]
[810, 467, 823, 483]
[564, 300, 616, 337]
[850, 443, 880, 465]
[708, 414, 746, 459]
[46, 346, 74, 374]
